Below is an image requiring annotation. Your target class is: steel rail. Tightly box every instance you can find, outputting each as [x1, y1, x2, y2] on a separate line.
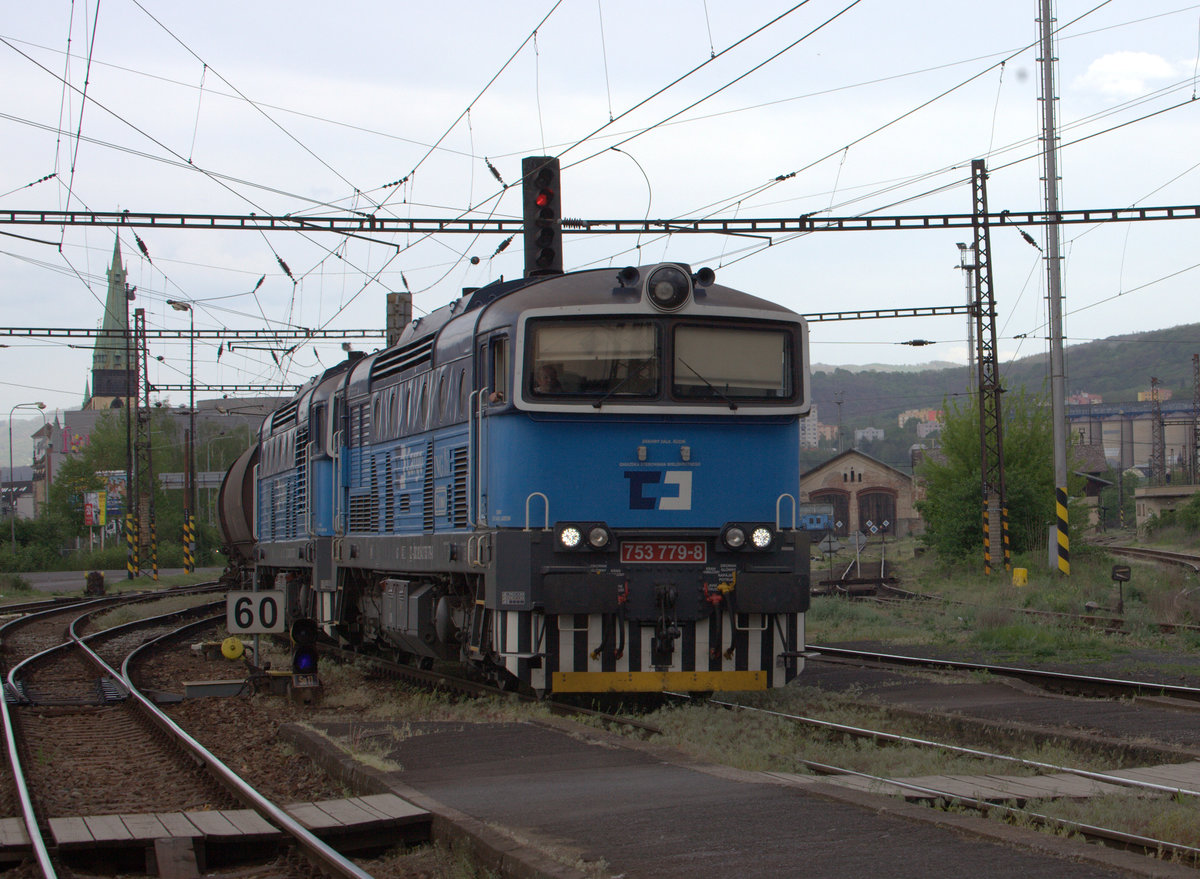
[797, 759, 1200, 865]
[806, 644, 1200, 702]
[0, 617, 57, 879]
[102, 616, 375, 879]
[0, 595, 124, 879]
[711, 699, 1200, 799]
[1103, 544, 1200, 574]
[0, 585, 233, 879]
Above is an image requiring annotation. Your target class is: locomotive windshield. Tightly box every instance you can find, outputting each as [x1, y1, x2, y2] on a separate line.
[525, 318, 796, 405]
[528, 320, 659, 399]
[673, 325, 792, 400]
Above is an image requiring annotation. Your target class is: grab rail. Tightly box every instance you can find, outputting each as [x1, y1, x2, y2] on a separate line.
[524, 492, 549, 531]
[775, 493, 796, 531]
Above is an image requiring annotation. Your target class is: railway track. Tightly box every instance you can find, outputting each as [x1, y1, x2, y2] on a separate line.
[711, 697, 1200, 865]
[0, 587, 378, 879]
[1096, 542, 1200, 573]
[805, 643, 1200, 703]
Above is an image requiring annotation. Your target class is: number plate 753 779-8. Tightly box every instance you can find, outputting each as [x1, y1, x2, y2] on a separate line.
[619, 541, 707, 564]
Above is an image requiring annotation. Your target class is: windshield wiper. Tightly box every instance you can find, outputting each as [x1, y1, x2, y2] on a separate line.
[593, 355, 657, 409]
[676, 357, 738, 410]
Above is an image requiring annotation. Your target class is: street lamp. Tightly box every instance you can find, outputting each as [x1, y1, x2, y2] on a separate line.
[8, 401, 47, 554]
[956, 242, 977, 390]
[167, 300, 196, 572]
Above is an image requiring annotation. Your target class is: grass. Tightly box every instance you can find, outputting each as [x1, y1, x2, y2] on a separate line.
[90, 593, 219, 629]
[0, 573, 37, 600]
[807, 537, 1200, 667]
[1030, 794, 1200, 852]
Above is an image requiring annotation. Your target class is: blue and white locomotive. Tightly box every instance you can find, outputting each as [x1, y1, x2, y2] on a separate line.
[219, 262, 812, 694]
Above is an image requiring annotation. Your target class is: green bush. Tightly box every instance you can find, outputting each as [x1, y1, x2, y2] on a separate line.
[0, 573, 35, 595]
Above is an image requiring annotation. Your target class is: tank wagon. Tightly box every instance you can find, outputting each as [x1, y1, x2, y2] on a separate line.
[218, 262, 812, 694]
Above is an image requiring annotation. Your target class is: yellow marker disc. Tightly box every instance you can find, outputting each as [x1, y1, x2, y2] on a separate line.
[221, 636, 245, 660]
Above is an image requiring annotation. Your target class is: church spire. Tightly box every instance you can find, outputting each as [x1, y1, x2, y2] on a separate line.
[85, 234, 134, 409]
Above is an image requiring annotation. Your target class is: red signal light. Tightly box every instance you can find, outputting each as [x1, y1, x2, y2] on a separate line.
[535, 190, 553, 208]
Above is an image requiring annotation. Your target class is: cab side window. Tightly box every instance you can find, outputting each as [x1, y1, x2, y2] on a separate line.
[488, 335, 509, 404]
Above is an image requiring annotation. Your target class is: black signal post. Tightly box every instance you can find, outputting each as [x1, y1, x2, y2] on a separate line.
[522, 156, 563, 277]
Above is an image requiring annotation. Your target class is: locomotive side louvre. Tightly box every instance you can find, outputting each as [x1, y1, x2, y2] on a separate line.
[219, 263, 813, 694]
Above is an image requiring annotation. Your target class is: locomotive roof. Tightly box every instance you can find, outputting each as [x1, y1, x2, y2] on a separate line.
[304, 264, 802, 402]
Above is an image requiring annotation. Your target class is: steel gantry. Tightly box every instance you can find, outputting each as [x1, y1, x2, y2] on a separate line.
[971, 160, 1011, 576]
[3, 205, 1200, 235]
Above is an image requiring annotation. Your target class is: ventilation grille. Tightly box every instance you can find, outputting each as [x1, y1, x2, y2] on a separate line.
[272, 400, 299, 430]
[422, 441, 435, 532]
[371, 336, 434, 381]
[451, 447, 469, 529]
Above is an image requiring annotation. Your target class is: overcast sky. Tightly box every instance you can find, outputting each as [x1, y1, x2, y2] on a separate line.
[3, 1, 1200, 425]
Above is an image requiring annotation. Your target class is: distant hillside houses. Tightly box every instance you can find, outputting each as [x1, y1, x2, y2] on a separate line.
[897, 408, 940, 428]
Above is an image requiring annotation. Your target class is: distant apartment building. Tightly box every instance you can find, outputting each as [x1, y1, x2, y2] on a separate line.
[1137, 387, 1173, 402]
[854, 426, 885, 445]
[916, 420, 941, 439]
[799, 403, 821, 447]
[1067, 392, 1103, 406]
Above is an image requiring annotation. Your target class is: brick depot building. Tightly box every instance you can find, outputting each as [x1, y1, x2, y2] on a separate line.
[800, 449, 921, 538]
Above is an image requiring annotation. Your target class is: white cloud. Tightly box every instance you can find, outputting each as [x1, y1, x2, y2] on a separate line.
[1073, 51, 1179, 97]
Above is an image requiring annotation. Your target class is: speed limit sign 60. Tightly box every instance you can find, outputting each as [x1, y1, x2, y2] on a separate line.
[226, 591, 287, 634]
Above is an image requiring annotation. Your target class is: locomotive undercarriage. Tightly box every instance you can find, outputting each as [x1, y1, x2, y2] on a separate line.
[245, 527, 810, 694]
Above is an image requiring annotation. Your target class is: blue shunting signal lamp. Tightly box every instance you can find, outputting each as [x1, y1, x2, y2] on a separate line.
[290, 617, 319, 675]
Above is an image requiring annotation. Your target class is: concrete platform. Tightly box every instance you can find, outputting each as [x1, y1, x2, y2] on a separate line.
[283, 719, 1199, 879]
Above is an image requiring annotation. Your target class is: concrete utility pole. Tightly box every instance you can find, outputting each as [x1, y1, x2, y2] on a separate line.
[1039, 0, 1070, 575]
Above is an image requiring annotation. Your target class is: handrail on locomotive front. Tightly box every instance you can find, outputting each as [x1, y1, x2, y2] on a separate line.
[776, 493, 797, 531]
[524, 492, 550, 531]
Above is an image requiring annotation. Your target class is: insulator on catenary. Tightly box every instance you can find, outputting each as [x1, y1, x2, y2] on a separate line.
[485, 158, 506, 187]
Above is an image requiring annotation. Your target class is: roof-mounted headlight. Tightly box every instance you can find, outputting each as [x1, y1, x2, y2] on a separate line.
[645, 265, 691, 311]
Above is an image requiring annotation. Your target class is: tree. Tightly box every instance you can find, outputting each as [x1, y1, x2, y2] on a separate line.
[916, 387, 1076, 559]
[38, 409, 254, 566]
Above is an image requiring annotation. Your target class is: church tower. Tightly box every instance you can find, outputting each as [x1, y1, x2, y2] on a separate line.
[84, 235, 135, 409]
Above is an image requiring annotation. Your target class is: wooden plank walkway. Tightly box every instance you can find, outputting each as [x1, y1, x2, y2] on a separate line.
[771, 760, 1200, 804]
[41, 792, 429, 851]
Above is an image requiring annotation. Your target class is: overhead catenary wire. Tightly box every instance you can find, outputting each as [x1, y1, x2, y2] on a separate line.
[5, 3, 1199, 408]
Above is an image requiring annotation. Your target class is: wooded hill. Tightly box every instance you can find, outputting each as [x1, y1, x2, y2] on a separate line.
[812, 323, 1200, 431]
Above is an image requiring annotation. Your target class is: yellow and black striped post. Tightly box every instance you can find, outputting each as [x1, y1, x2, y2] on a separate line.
[125, 512, 137, 578]
[1055, 486, 1070, 575]
[182, 511, 195, 573]
[982, 499, 992, 576]
[150, 517, 159, 581]
[1000, 504, 1012, 572]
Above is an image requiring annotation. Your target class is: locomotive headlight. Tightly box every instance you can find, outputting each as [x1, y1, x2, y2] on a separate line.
[587, 526, 611, 549]
[559, 526, 583, 549]
[751, 527, 774, 550]
[645, 265, 691, 311]
[722, 525, 747, 549]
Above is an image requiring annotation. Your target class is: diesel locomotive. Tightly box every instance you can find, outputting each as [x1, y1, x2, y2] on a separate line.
[218, 261, 812, 695]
